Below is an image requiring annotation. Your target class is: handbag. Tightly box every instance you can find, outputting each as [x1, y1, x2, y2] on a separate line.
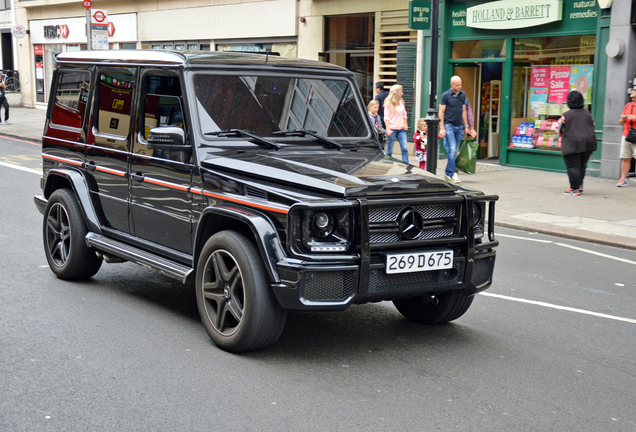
[626, 105, 636, 144]
[456, 139, 479, 175]
[557, 119, 565, 135]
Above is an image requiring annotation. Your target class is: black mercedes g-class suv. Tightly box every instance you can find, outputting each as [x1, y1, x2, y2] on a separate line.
[35, 50, 498, 352]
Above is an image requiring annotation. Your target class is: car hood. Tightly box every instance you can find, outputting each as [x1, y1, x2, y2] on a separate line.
[199, 148, 457, 197]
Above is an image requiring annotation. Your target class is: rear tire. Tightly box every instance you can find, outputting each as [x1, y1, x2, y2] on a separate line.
[195, 230, 287, 352]
[393, 290, 474, 324]
[43, 189, 102, 280]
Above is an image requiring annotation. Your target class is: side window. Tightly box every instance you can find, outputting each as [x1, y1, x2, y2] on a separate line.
[142, 75, 183, 140]
[51, 70, 90, 129]
[96, 69, 135, 138]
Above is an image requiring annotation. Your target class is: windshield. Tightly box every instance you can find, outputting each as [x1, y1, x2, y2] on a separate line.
[193, 74, 370, 139]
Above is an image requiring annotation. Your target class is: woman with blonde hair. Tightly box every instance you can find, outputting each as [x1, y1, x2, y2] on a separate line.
[383, 84, 409, 163]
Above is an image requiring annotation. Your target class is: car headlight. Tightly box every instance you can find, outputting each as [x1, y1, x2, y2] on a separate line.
[290, 205, 353, 255]
[473, 202, 485, 240]
[312, 211, 334, 238]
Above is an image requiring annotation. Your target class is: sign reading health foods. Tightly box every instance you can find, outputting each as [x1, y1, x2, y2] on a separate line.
[467, 0, 563, 30]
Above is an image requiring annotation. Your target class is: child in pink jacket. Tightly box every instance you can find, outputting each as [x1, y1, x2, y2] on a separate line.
[413, 118, 427, 170]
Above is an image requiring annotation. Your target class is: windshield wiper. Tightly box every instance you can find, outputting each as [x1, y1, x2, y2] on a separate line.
[205, 129, 281, 150]
[273, 129, 342, 149]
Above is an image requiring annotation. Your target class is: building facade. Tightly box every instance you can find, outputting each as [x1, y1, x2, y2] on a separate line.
[14, 0, 298, 108]
[11, 0, 636, 179]
[1, 0, 17, 72]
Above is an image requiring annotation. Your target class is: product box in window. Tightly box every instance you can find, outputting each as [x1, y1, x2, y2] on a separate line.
[548, 104, 562, 116]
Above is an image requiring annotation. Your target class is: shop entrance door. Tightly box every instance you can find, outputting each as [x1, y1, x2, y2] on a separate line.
[453, 62, 503, 159]
[453, 64, 481, 153]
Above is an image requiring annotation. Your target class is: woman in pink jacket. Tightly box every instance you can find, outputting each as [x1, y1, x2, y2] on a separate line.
[383, 84, 409, 163]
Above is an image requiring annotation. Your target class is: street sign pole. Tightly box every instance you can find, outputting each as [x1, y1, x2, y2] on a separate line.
[84, 1, 92, 49]
[86, 8, 91, 49]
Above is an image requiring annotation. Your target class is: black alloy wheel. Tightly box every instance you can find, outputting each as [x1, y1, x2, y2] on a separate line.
[195, 230, 287, 352]
[43, 189, 102, 280]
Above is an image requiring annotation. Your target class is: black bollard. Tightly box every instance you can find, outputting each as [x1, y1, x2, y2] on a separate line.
[425, 109, 440, 175]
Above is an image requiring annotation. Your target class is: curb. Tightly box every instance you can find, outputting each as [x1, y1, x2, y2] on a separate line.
[495, 221, 636, 251]
[0, 132, 42, 144]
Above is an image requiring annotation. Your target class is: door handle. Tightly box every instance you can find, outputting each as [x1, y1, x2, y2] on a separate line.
[85, 162, 96, 171]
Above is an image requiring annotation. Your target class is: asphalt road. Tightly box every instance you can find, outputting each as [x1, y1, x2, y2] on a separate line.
[1, 136, 636, 431]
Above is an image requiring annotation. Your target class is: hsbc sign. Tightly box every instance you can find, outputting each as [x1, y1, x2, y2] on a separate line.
[43, 24, 70, 39]
[31, 14, 135, 44]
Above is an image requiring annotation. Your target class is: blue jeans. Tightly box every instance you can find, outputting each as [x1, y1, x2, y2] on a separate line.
[386, 129, 409, 163]
[443, 124, 465, 177]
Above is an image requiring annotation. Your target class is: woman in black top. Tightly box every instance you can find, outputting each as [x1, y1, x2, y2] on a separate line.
[557, 91, 597, 196]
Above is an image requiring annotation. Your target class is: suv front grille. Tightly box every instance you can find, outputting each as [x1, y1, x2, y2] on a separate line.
[368, 202, 460, 246]
[369, 226, 455, 243]
[368, 204, 455, 223]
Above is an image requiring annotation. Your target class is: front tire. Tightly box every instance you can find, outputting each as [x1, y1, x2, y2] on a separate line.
[43, 189, 102, 280]
[195, 231, 287, 352]
[393, 290, 474, 324]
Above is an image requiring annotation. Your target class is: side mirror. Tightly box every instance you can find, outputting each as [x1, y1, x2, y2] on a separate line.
[147, 127, 191, 152]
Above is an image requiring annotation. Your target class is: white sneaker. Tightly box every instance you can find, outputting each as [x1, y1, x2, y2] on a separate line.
[444, 175, 452, 182]
[4, 120, 10, 125]
[452, 172, 461, 183]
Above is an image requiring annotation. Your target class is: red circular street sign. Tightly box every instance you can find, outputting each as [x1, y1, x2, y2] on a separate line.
[83, 0, 92, 9]
[92, 11, 106, 23]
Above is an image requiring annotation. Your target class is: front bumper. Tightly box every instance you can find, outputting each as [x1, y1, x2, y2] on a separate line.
[271, 249, 496, 311]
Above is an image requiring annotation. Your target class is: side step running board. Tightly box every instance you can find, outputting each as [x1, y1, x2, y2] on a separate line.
[85, 233, 194, 284]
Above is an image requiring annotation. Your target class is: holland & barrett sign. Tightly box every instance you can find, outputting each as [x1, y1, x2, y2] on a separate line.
[467, 0, 563, 30]
[409, 0, 431, 30]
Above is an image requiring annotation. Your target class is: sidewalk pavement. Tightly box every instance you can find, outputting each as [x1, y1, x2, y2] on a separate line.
[4, 107, 636, 250]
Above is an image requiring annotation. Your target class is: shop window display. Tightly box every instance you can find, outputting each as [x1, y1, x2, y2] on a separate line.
[510, 35, 595, 151]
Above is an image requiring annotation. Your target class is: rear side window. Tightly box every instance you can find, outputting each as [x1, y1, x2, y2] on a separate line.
[96, 69, 135, 138]
[51, 70, 90, 129]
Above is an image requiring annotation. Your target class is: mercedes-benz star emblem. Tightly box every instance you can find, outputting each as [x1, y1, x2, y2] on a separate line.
[398, 208, 424, 240]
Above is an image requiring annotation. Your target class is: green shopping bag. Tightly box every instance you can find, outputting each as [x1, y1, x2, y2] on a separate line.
[456, 139, 479, 175]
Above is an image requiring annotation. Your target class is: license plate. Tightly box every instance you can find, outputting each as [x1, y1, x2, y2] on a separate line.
[385, 249, 454, 274]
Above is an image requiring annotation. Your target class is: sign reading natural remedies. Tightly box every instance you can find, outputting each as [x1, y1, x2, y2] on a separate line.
[467, 0, 563, 30]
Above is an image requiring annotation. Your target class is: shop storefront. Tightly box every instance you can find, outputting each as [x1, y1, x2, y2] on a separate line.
[436, 0, 608, 174]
